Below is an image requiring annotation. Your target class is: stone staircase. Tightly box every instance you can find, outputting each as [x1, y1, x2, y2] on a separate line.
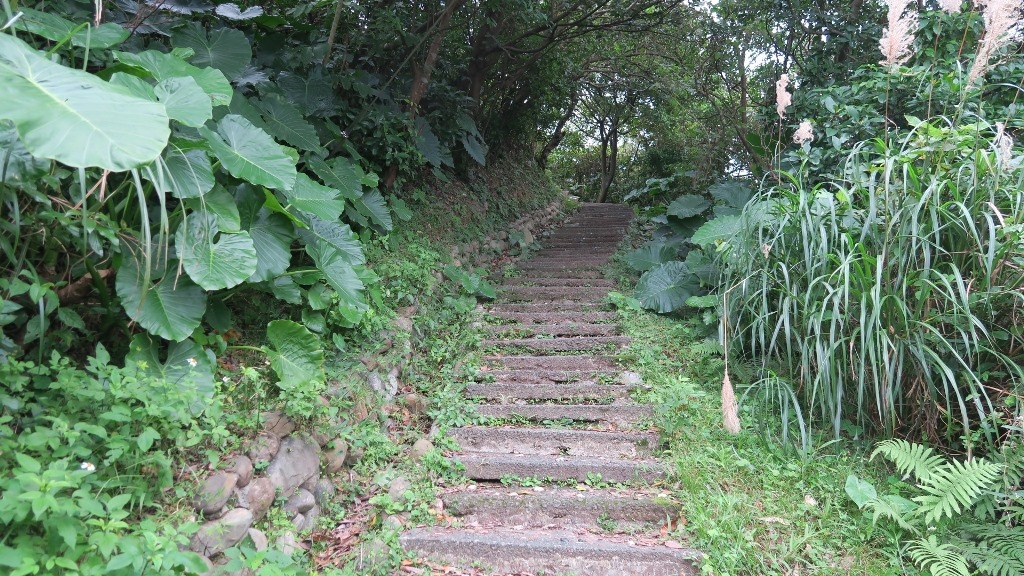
[400, 203, 701, 575]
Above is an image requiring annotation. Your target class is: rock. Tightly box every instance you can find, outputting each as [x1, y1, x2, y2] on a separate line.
[290, 512, 305, 530]
[189, 508, 253, 556]
[238, 477, 275, 522]
[300, 471, 320, 492]
[352, 400, 371, 423]
[367, 372, 384, 394]
[618, 371, 644, 386]
[232, 456, 253, 488]
[324, 438, 349, 473]
[247, 528, 268, 551]
[266, 436, 320, 498]
[397, 305, 417, 318]
[313, 478, 336, 508]
[355, 538, 389, 571]
[283, 489, 316, 517]
[246, 433, 280, 467]
[194, 472, 238, 515]
[311, 429, 332, 448]
[521, 229, 534, 245]
[410, 438, 434, 461]
[344, 446, 365, 467]
[394, 316, 413, 332]
[382, 514, 405, 531]
[275, 531, 301, 556]
[403, 393, 429, 416]
[388, 476, 413, 503]
[261, 411, 295, 438]
[386, 372, 399, 396]
[297, 504, 320, 532]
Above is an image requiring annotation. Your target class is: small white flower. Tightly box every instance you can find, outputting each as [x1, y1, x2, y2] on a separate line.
[187, 357, 198, 368]
[222, 376, 230, 383]
[80, 462, 96, 472]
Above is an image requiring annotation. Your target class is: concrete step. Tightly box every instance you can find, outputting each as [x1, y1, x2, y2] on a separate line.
[482, 335, 630, 353]
[509, 268, 606, 279]
[443, 485, 678, 529]
[474, 403, 653, 427]
[498, 277, 616, 288]
[481, 355, 618, 370]
[480, 368, 620, 385]
[483, 323, 619, 338]
[455, 452, 666, 483]
[499, 285, 612, 302]
[466, 382, 630, 403]
[484, 310, 618, 325]
[487, 301, 607, 313]
[449, 427, 658, 458]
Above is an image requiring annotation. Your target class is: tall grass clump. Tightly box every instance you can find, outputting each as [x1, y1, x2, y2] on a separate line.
[724, 1, 1024, 452]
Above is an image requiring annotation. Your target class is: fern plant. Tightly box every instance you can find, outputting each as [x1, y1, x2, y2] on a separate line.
[846, 439, 1024, 576]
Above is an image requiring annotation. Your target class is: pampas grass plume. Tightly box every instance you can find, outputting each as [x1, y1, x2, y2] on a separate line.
[722, 373, 741, 434]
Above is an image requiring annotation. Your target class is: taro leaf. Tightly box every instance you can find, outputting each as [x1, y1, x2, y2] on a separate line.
[305, 243, 364, 306]
[462, 133, 487, 166]
[0, 123, 48, 184]
[390, 197, 413, 221]
[233, 66, 270, 88]
[634, 261, 700, 314]
[176, 211, 257, 290]
[666, 194, 711, 219]
[205, 297, 232, 332]
[709, 181, 754, 209]
[109, 72, 157, 100]
[172, 23, 251, 80]
[18, 8, 129, 49]
[237, 187, 295, 282]
[684, 250, 719, 285]
[844, 475, 877, 509]
[150, 143, 214, 199]
[308, 156, 362, 200]
[265, 319, 324, 390]
[297, 215, 364, 265]
[155, 76, 212, 127]
[350, 189, 393, 232]
[625, 242, 678, 272]
[690, 215, 741, 249]
[282, 173, 344, 221]
[268, 276, 302, 304]
[228, 91, 271, 131]
[415, 116, 445, 167]
[654, 216, 703, 246]
[183, 185, 240, 232]
[115, 50, 232, 106]
[150, 0, 215, 15]
[116, 239, 206, 341]
[0, 34, 169, 171]
[685, 294, 719, 308]
[252, 93, 323, 153]
[199, 114, 296, 190]
[215, 3, 265, 20]
[125, 333, 215, 415]
[278, 71, 336, 117]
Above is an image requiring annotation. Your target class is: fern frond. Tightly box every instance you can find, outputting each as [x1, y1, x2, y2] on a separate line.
[864, 494, 918, 533]
[907, 536, 970, 576]
[689, 339, 724, 358]
[955, 523, 1024, 576]
[915, 458, 1003, 525]
[872, 439, 945, 483]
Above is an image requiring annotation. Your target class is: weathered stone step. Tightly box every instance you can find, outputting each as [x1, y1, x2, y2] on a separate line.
[442, 485, 678, 528]
[474, 403, 652, 427]
[449, 427, 658, 458]
[480, 368, 619, 384]
[499, 286, 612, 302]
[486, 301, 607, 313]
[482, 335, 630, 353]
[484, 310, 618, 324]
[466, 382, 630, 403]
[481, 355, 618, 370]
[483, 323, 619, 338]
[498, 277, 616, 288]
[455, 452, 666, 483]
[509, 268, 606, 279]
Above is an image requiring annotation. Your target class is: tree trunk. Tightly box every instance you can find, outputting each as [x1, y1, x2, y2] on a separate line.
[597, 115, 619, 203]
[408, 0, 464, 117]
[536, 91, 579, 169]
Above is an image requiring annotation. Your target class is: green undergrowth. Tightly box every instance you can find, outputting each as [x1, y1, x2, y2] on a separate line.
[615, 307, 905, 575]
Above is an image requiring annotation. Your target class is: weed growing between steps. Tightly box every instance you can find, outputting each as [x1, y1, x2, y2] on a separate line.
[615, 308, 907, 575]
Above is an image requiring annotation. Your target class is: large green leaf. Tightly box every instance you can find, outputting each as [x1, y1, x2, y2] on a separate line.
[690, 215, 742, 249]
[415, 117, 450, 167]
[0, 34, 169, 171]
[199, 114, 297, 190]
[149, 143, 215, 199]
[0, 123, 48, 184]
[253, 93, 323, 153]
[297, 215, 364, 265]
[238, 188, 295, 282]
[115, 50, 233, 106]
[282, 173, 344, 221]
[277, 71, 336, 116]
[308, 156, 362, 200]
[666, 194, 711, 218]
[177, 211, 258, 290]
[172, 23, 251, 80]
[634, 262, 700, 314]
[18, 8, 130, 49]
[116, 240, 206, 341]
[306, 243, 364, 305]
[184, 185, 240, 232]
[350, 189, 393, 232]
[709, 181, 754, 209]
[625, 242, 678, 272]
[155, 76, 212, 127]
[265, 319, 324, 390]
[125, 334, 215, 415]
